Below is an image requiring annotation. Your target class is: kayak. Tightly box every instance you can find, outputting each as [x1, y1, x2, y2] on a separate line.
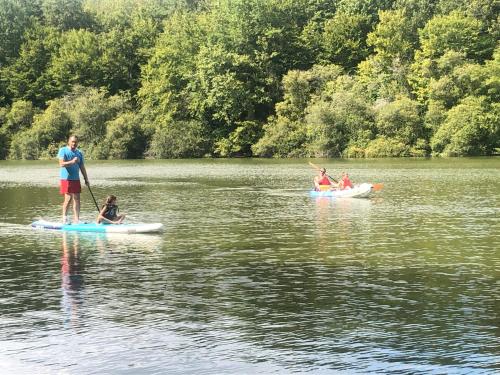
[31, 220, 164, 234]
[310, 183, 374, 198]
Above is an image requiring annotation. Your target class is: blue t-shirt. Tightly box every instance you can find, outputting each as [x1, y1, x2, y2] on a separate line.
[58, 146, 84, 180]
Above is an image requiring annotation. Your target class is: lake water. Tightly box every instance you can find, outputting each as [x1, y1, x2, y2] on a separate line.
[0, 158, 498, 374]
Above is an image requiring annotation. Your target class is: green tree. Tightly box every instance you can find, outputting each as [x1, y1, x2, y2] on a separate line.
[65, 86, 131, 158]
[482, 46, 500, 103]
[430, 96, 499, 155]
[0, 100, 39, 158]
[426, 49, 499, 110]
[47, 29, 102, 95]
[147, 119, 209, 158]
[8, 99, 71, 159]
[320, 12, 371, 71]
[4, 100, 37, 134]
[418, 11, 493, 61]
[0, 0, 41, 67]
[358, 9, 415, 100]
[374, 96, 423, 145]
[424, 100, 447, 135]
[98, 11, 162, 95]
[394, 0, 437, 34]
[100, 112, 147, 159]
[85, 0, 175, 30]
[411, 11, 495, 103]
[139, 10, 204, 132]
[187, 44, 255, 133]
[252, 65, 343, 157]
[8, 87, 133, 159]
[205, 0, 322, 122]
[364, 136, 410, 157]
[215, 120, 262, 157]
[280, 65, 344, 120]
[426, 51, 468, 107]
[0, 107, 8, 158]
[305, 91, 373, 157]
[337, 0, 393, 20]
[41, 0, 94, 30]
[251, 117, 308, 157]
[140, 0, 325, 156]
[465, 0, 500, 41]
[1, 24, 60, 106]
[367, 9, 415, 65]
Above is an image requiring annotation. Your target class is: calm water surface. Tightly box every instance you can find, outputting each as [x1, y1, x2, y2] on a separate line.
[0, 158, 499, 374]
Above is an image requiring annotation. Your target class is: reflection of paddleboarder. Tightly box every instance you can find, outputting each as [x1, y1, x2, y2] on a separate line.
[61, 232, 85, 329]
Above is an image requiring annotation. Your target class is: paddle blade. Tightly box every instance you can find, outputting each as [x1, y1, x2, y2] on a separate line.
[372, 183, 384, 191]
[308, 161, 320, 170]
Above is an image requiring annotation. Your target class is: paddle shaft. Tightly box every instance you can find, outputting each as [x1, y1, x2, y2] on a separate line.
[87, 185, 101, 213]
[78, 163, 100, 213]
[327, 174, 338, 183]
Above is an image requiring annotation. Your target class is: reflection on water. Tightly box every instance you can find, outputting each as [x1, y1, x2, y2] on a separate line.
[61, 232, 85, 330]
[0, 158, 499, 374]
[58, 232, 164, 333]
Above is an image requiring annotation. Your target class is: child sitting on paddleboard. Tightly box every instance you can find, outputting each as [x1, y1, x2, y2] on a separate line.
[97, 195, 126, 224]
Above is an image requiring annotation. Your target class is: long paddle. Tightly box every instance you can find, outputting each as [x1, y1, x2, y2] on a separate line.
[78, 162, 100, 213]
[87, 185, 100, 213]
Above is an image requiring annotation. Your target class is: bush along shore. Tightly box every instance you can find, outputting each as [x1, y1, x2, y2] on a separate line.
[0, 0, 498, 159]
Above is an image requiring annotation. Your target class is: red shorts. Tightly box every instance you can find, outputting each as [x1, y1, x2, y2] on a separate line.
[60, 180, 81, 194]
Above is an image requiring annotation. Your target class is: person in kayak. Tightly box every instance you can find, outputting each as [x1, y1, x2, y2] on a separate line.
[58, 135, 89, 224]
[338, 172, 353, 190]
[314, 168, 339, 191]
[97, 195, 126, 224]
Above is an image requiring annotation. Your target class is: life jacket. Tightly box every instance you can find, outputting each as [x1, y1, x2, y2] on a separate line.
[102, 204, 118, 220]
[318, 176, 331, 185]
[342, 176, 353, 189]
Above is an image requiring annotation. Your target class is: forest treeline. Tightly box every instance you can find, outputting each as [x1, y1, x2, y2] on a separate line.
[0, 0, 498, 159]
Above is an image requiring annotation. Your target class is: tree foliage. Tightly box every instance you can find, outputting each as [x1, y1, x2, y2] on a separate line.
[0, 0, 498, 159]
[430, 96, 499, 156]
[306, 91, 373, 157]
[374, 97, 422, 144]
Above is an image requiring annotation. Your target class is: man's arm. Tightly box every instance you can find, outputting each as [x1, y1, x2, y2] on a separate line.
[79, 164, 90, 185]
[59, 157, 78, 167]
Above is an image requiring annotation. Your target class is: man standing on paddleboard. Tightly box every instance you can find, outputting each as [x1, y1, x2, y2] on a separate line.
[58, 135, 89, 224]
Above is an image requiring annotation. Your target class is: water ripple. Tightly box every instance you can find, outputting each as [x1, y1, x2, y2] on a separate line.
[0, 158, 499, 374]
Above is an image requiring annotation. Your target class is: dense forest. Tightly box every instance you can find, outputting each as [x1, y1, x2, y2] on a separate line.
[0, 0, 498, 159]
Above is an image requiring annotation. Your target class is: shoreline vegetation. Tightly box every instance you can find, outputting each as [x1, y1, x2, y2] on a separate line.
[0, 0, 498, 160]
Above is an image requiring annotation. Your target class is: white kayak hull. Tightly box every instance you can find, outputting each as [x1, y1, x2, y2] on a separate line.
[31, 220, 164, 234]
[310, 183, 374, 198]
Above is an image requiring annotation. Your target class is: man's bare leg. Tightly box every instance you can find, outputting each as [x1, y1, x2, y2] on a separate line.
[72, 193, 81, 223]
[62, 194, 72, 223]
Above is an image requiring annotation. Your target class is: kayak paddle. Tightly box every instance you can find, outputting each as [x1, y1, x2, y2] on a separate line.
[308, 161, 338, 183]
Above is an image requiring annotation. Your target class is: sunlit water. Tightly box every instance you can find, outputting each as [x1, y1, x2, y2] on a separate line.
[0, 158, 498, 374]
